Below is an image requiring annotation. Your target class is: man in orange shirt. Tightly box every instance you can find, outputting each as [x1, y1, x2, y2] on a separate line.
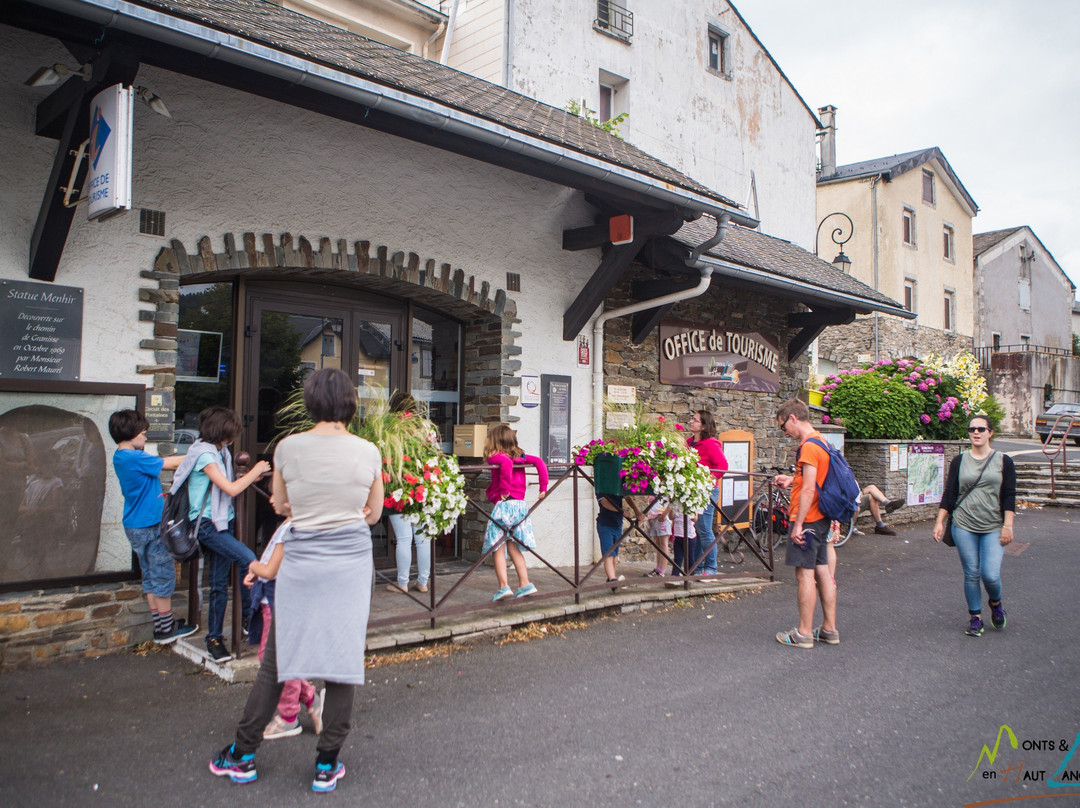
[771, 399, 839, 649]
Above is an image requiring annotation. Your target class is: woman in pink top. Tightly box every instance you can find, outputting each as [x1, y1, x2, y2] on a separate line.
[687, 410, 727, 577]
[482, 424, 549, 602]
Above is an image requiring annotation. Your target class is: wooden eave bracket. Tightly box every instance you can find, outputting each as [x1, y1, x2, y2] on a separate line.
[786, 306, 856, 361]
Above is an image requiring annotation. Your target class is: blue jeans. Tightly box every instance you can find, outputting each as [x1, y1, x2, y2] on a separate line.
[695, 486, 720, 575]
[125, 526, 176, 598]
[596, 513, 623, 559]
[388, 514, 431, 587]
[951, 525, 1004, 613]
[197, 520, 256, 641]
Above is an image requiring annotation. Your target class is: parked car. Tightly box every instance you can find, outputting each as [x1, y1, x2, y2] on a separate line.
[1035, 403, 1080, 445]
[173, 429, 199, 454]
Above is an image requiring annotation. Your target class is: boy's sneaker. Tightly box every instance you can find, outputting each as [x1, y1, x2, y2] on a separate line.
[209, 745, 257, 784]
[775, 628, 814, 649]
[309, 687, 326, 736]
[514, 582, 538, 598]
[990, 603, 1007, 630]
[607, 575, 627, 591]
[206, 637, 233, 662]
[643, 568, 666, 578]
[965, 615, 985, 637]
[263, 713, 302, 740]
[154, 619, 198, 645]
[312, 761, 346, 793]
[812, 626, 840, 645]
[491, 585, 513, 602]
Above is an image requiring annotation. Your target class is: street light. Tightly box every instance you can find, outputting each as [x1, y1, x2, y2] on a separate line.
[815, 211, 853, 272]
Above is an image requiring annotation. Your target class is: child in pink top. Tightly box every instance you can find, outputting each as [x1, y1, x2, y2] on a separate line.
[482, 424, 548, 602]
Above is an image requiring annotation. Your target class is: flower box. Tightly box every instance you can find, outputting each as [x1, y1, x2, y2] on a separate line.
[593, 453, 652, 497]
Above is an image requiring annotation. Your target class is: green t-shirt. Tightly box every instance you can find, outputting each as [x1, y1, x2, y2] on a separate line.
[953, 451, 1004, 533]
[187, 450, 235, 524]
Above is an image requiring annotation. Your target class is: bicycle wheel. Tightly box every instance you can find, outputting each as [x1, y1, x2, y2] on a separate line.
[749, 492, 785, 551]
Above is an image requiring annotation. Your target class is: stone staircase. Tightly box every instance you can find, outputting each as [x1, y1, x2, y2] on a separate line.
[1015, 459, 1080, 508]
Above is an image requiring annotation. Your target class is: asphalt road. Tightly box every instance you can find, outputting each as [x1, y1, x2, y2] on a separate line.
[3, 507, 1079, 808]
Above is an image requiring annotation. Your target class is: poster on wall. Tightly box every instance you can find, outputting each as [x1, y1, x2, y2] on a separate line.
[541, 374, 571, 466]
[658, 320, 779, 392]
[906, 444, 944, 506]
[0, 280, 83, 381]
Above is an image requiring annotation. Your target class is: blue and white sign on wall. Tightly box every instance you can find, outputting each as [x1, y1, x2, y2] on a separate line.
[87, 84, 133, 220]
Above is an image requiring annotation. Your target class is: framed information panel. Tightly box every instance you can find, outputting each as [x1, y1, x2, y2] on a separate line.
[540, 375, 571, 467]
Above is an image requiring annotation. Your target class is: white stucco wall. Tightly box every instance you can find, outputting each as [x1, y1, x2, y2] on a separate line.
[501, 0, 818, 246]
[2, 26, 613, 567]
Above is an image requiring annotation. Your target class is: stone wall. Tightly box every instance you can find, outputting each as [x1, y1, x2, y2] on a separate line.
[818, 315, 973, 368]
[844, 439, 966, 527]
[598, 265, 811, 558]
[0, 581, 169, 672]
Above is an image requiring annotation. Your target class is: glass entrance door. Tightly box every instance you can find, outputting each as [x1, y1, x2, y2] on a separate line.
[243, 287, 404, 561]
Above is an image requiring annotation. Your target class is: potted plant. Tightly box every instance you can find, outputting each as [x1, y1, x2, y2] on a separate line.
[572, 408, 714, 514]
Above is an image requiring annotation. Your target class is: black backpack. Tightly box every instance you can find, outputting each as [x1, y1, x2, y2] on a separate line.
[159, 479, 209, 562]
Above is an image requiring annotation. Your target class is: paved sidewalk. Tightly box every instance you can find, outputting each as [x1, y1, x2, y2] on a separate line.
[174, 554, 777, 681]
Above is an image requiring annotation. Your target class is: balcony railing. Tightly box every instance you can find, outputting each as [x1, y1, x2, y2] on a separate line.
[975, 343, 1074, 369]
[596, 0, 633, 41]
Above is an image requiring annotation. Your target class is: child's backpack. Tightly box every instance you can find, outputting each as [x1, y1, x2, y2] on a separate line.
[159, 479, 208, 562]
[796, 437, 861, 523]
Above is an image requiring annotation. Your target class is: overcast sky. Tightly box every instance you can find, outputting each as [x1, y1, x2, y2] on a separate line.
[737, 0, 1080, 294]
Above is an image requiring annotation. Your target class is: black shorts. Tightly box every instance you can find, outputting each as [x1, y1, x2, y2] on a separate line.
[784, 518, 830, 569]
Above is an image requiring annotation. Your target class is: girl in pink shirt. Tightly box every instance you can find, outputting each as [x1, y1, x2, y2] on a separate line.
[482, 424, 549, 601]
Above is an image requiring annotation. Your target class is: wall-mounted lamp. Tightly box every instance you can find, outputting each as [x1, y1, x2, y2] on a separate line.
[135, 86, 171, 119]
[24, 62, 93, 87]
[815, 211, 854, 272]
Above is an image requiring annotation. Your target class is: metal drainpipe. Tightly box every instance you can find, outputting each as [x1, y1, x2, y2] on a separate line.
[590, 214, 730, 440]
[423, 22, 446, 61]
[439, 0, 461, 64]
[870, 174, 881, 362]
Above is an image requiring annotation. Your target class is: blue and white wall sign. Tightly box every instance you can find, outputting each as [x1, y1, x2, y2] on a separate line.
[87, 84, 133, 220]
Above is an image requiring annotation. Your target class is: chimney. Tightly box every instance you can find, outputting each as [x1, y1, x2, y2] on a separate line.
[818, 105, 837, 178]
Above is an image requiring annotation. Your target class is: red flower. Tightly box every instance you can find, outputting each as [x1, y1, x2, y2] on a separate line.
[414, 485, 426, 502]
[381, 471, 391, 483]
[403, 473, 419, 485]
[402, 455, 411, 463]
[675, 424, 685, 431]
[657, 416, 666, 422]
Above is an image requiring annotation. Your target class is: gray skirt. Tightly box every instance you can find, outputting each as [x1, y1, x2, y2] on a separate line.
[275, 520, 373, 685]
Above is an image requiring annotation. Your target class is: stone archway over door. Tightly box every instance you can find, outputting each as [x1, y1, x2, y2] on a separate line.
[140, 232, 523, 452]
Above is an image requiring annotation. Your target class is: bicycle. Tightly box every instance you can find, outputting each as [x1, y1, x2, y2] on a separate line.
[748, 466, 794, 552]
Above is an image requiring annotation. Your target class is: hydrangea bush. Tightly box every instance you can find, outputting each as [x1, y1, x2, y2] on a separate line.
[819, 351, 1000, 440]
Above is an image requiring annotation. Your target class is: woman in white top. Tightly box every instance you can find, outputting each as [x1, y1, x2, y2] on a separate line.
[209, 368, 383, 794]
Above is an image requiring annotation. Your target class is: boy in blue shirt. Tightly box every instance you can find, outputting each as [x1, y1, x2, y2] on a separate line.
[110, 409, 197, 644]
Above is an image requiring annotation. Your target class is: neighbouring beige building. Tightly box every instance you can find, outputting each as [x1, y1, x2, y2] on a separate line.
[813, 107, 978, 374]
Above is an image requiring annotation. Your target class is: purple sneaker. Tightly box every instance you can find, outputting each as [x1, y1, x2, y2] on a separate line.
[965, 614, 984, 637]
[990, 603, 1007, 630]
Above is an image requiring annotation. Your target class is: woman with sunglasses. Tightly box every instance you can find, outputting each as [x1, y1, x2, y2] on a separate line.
[933, 415, 1016, 637]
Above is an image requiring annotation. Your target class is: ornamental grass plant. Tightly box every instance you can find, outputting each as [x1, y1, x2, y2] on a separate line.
[277, 390, 467, 535]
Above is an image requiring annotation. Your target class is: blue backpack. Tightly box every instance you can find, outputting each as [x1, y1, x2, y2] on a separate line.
[796, 437, 861, 522]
